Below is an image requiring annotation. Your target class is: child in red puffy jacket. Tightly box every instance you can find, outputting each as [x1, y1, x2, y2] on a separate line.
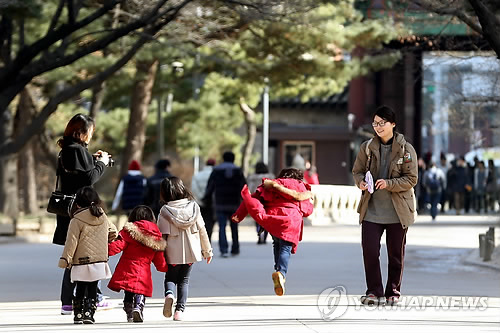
[232, 168, 314, 296]
[108, 205, 167, 323]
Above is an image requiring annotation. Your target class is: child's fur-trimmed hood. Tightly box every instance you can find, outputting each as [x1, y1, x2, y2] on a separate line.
[123, 221, 166, 251]
[263, 179, 313, 201]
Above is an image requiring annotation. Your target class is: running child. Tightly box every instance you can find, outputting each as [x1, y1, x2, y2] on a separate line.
[232, 168, 314, 296]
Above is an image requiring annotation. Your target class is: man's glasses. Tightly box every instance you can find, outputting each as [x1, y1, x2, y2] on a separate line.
[372, 120, 388, 127]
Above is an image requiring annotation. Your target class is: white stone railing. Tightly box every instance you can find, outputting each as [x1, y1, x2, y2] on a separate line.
[305, 184, 362, 225]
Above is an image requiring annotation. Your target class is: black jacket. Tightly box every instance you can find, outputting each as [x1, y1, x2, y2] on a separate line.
[144, 170, 172, 217]
[53, 137, 106, 245]
[204, 162, 246, 212]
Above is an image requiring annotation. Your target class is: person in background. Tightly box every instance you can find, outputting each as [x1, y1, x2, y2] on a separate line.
[486, 159, 498, 212]
[204, 151, 246, 257]
[53, 113, 112, 316]
[437, 153, 449, 213]
[304, 160, 319, 185]
[144, 159, 172, 217]
[474, 161, 487, 213]
[58, 187, 117, 324]
[450, 157, 467, 215]
[158, 177, 213, 321]
[246, 162, 275, 244]
[108, 205, 167, 323]
[446, 159, 457, 212]
[191, 158, 216, 241]
[111, 160, 147, 216]
[464, 160, 476, 213]
[416, 157, 427, 213]
[423, 162, 446, 221]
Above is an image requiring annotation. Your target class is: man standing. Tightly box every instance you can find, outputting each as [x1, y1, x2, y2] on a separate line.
[144, 159, 172, 217]
[191, 158, 216, 241]
[423, 162, 446, 221]
[204, 151, 246, 257]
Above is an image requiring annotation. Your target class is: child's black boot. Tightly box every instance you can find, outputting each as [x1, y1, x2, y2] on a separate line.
[72, 298, 84, 324]
[123, 301, 134, 322]
[83, 298, 97, 324]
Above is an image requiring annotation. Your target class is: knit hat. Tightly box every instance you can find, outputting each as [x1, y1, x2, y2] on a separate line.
[128, 160, 141, 171]
[206, 158, 216, 166]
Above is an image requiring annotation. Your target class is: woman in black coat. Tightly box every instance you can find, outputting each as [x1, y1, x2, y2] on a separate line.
[54, 114, 111, 315]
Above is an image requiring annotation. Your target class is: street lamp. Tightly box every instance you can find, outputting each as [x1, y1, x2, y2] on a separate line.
[262, 78, 270, 165]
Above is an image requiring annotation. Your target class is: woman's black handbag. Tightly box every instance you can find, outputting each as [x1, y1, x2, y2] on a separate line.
[47, 191, 75, 217]
[46, 154, 75, 217]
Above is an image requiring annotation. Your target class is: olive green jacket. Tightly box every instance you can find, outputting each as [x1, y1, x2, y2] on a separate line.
[352, 133, 418, 228]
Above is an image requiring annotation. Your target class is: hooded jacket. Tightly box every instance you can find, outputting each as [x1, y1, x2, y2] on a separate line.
[232, 178, 314, 253]
[157, 199, 213, 264]
[58, 208, 117, 268]
[108, 220, 167, 297]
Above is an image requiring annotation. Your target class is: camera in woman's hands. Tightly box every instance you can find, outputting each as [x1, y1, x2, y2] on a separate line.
[94, 151, 114, 167]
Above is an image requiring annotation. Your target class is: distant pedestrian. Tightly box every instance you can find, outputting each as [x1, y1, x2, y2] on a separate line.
[304, 160, 319, 185]
[486, 159, 498, 212]
[158, 177, 213, 321]
[111, 160, 147, 215]
[416, 157, 427, 213]
[352, 105, 418, 306]
[108, 205, 167, 323]
[204, 151, 246, 257]
[144, 159, 172, 217]
[232, 168, 313, 296]
[58, 187, 117, 324]
[191, 158, 216, 241]
[437, 153, 449, 212]
[449, 157, 467, 215]
[474, 161, 487, 213]
[423, 162, 446, 220]
[246, 162, 275, 244]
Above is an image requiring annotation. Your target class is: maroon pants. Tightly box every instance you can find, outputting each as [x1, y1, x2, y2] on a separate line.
[361, 221, 407, 298]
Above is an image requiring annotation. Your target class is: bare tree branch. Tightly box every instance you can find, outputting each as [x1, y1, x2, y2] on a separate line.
[46, 0, 65, 34]
[0, 15, 13, 65]
[411, 0, 483, 33]
[67, 0, 76, 25]
[0, 0, 123, 87]
[467, 0, 500, 58]
[0, 34, 150, 157]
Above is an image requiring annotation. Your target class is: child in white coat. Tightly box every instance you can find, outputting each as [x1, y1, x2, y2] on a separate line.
[157, 176, 213, 321]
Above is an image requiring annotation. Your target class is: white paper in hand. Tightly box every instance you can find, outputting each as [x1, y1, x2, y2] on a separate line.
[364, 171, 374, 194]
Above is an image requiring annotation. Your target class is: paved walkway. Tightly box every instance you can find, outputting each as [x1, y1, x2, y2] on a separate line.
[1, 295, 499, 332]
[1, 214, 499, 332]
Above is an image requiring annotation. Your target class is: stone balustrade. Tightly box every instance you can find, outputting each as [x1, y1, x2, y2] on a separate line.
[305, 184, 362, 225]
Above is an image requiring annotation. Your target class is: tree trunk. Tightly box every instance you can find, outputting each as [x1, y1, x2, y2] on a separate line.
[239, 97, 257, 177]
[120, 60, 159, 177]
[0, 109, 18, 218]
[15, 87, 38, 214]
[89, 81, 106, 120]
[467, 0, 500, 59]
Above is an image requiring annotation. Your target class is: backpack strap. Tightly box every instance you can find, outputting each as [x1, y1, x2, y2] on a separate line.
[365, 138, 373, 172]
